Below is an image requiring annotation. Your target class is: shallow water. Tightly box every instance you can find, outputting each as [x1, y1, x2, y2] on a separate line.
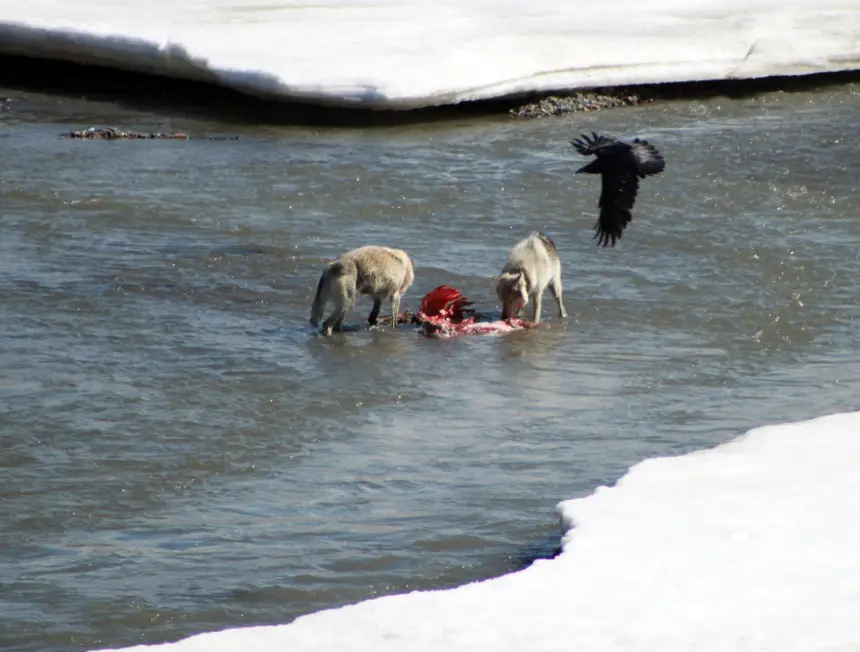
[2, 83, 859, 652]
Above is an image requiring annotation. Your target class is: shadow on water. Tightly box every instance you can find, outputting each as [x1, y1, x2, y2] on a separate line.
[512, 538, 564, 571]
[2, 54, 860, 127]
[0, 54, 511, 127]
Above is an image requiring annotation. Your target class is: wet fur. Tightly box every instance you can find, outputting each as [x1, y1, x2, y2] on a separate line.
[496, 232, 567, 324]
[310, 246, 415, 336]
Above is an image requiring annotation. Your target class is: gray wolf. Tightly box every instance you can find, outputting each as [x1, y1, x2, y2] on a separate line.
[496, 232, 567, 323]
[310, 246, 415, 336]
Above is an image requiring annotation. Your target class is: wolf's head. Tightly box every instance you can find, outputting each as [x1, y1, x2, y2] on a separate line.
[496, 271, 528, 320]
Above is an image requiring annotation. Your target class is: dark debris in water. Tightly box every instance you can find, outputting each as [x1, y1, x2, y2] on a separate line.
[375, 312, 422, 326]
[510, 90, 652, 119]
[59, 126, 239, 140]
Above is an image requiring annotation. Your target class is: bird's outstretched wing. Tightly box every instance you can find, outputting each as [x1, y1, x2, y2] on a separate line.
[571, 131, 619, 157]
[630, 138, 665, 177]
[595, 168, 640, 248]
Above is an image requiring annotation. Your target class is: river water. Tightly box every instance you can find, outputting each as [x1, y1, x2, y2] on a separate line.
[2, 81, 859, 652]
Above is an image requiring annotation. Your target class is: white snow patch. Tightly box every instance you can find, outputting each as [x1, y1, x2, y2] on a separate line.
[1, 0, 859, 109]
[95, 410, 860, 652]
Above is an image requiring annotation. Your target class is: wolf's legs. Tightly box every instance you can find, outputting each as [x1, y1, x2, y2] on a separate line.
[322, 284, 354, 336]
[550, 276, 567, 318]
[390, 294, 401, 329]
[531, 291, 543, 324]
[322, 314, 339, 337]
[323, 311, 349, 336]
[368, 298, 382, 325]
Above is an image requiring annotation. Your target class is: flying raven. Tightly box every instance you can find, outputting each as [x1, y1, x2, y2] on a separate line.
[571, 132, 666, 247]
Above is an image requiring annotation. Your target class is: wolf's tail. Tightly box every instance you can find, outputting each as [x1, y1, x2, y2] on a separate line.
[309, 265, 334, 326]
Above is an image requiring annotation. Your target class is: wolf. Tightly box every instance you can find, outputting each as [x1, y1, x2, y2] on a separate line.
[496, 232, 567, 324]
[310, 246, 415, 336]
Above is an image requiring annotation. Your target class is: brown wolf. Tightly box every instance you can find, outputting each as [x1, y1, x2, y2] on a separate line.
[496, 232, 567, 323]
[310, 246, 415, 336]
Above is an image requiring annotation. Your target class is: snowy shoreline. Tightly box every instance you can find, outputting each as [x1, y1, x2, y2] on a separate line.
[95, 411, 860, 652]
[3, 53, 859, 127]
[2, 0, 859, 113]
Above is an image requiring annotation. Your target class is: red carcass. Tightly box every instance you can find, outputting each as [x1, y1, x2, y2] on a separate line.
[416, 285, 534, 338]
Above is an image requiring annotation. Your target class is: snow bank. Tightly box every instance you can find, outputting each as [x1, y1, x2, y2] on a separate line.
[96, 410, 860, 652]
[1, 0, 859, 109]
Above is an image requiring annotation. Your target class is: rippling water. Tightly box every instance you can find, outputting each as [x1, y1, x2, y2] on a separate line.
[2, 82, 859, 652]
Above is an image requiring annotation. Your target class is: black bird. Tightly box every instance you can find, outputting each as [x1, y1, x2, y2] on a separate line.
[571, 132, 666, 247]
